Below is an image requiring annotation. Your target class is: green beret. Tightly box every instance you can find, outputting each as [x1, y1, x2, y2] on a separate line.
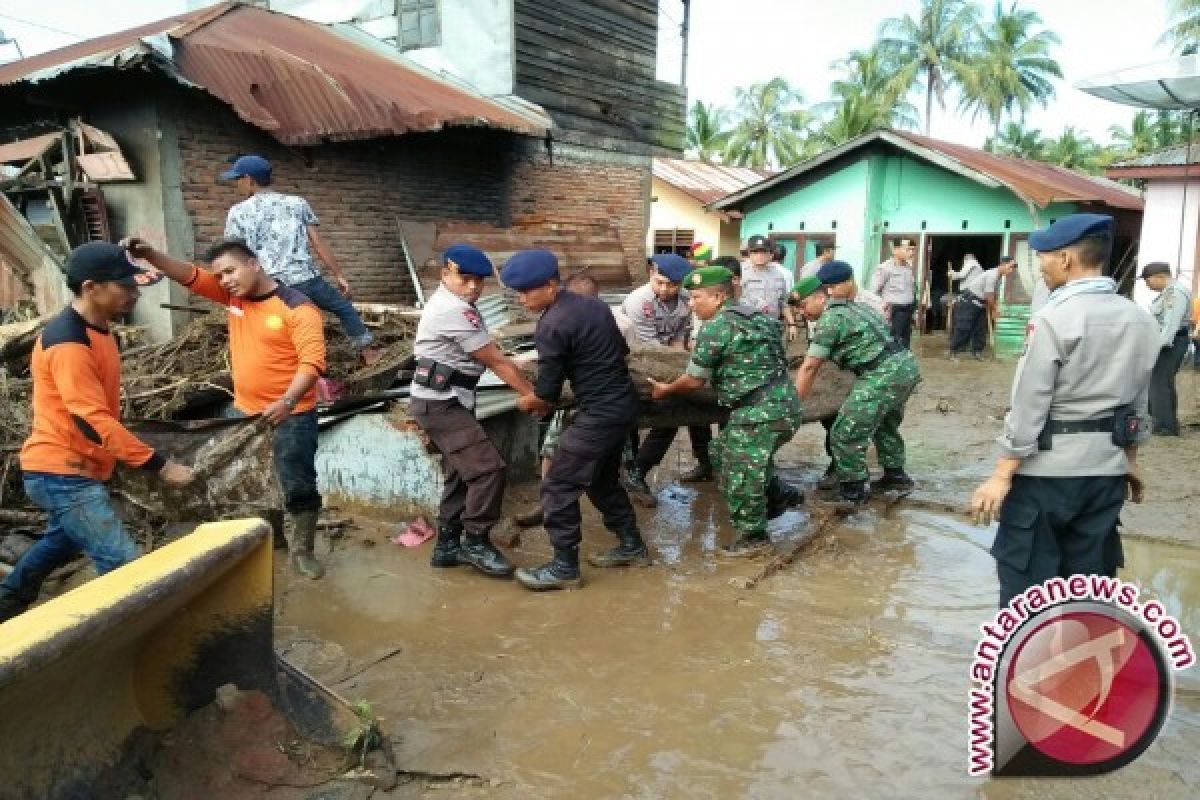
[686, 266, 734, 289]
[791, 274, 823, 301]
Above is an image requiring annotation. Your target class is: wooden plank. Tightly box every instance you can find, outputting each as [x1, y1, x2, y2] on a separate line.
[515, 50, 685, 109]
[514, 14, 655, 73]
[518, 84, 684, 149]
[514, 5, 656, 60]
[515, 0, 657, 51]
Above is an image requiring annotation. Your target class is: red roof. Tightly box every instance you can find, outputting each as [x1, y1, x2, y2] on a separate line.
[0, 2, 549, 145]
[652, 158, 770, 205]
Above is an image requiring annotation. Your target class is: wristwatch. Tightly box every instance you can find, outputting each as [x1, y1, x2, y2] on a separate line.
[281, 395, 298, 409]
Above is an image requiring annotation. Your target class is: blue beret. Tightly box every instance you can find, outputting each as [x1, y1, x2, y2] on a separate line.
[501, 249, 560, 290]
[649, 253, 692, 283]
[817, 259, 854, 285]
[1028, 214, 1113, 253]
[443, 243, 493, 277]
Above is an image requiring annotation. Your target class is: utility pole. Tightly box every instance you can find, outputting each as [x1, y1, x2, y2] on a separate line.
[679, 0, 690, 87]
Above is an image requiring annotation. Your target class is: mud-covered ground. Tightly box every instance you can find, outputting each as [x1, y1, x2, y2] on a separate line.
[277, 333, 1200, 799]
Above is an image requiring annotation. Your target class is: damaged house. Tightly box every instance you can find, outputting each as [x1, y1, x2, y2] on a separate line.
[0, 0, 685, 340]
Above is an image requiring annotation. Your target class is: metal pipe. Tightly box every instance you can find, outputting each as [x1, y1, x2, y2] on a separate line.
[679, 0, 691, 87]
[1177, 110, 1195, 284]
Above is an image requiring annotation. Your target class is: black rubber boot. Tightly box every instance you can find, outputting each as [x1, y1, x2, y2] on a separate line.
[678, 462, 713, 482]
[621, 465, 658, 508]
[766, 476, 803, 520]
[588, 526, 650, 568]
[0, 586, 32, 624]
[835, 480, 870, 510]
[430, 522, 464, 568]
[717, 533, 772, 558]
[873, 468, 915, 493]
[513, 506, 544, 528]
[817, 464, 838, 490]
[459, 531, 516, 578]
[516, 548, 582, 591]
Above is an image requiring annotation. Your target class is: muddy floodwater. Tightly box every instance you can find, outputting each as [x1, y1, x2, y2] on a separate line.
[277, 349, 1200, 798]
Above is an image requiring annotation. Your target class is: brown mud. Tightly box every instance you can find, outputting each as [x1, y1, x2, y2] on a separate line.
[275, 334, 1200, 799]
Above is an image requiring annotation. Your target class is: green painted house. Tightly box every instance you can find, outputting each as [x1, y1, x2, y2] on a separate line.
[711, 130, 1143, 340]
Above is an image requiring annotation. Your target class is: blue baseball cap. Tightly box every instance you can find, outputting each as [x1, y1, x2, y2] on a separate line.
[649, 253, 692, 283]
[501, 249, 560, 290]
[1028, 213, 1113, 253]
[443, 244, 493, 277]
[816, 260, 854, 285]
[221, 155, 272, 184]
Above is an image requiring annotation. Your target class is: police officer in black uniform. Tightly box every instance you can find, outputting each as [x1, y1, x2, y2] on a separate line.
[502, 249, 648, 591]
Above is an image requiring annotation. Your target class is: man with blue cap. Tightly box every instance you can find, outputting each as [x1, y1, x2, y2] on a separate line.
[501, 249, 648, 590]
[409, 244, 540, 579]
[792, 261, 921, 509]
[620, 253, 713, 498]
[970, 214, 1160, 606]
[1141, 261, 1192, 435]
[222, 154, 381, 365]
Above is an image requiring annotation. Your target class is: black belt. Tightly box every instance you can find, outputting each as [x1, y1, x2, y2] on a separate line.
[733, 372, 787, 409]
[1044, 417, 1114, 435]
[854, 342, 903, 376]
[956, 290, 984, 306]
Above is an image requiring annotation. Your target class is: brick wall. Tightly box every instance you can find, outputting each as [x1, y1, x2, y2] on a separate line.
[171, 93, 650, 303]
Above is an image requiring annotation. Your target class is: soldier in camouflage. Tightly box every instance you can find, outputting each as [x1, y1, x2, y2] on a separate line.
[792, 262, 921, 508]
[649, 266, 804, 557]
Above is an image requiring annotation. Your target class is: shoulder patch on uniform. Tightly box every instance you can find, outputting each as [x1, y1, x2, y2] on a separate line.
[40, 307, 92, 349]
[276, 285, 315, 310]
[463, 308, 483, 330]
[642, 301, 655, 318]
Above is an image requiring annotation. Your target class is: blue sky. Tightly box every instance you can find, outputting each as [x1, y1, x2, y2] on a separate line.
[0, 0, 1179, 148]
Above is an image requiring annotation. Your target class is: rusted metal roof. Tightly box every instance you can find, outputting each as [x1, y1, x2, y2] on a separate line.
[713, 129, 1143, 212]
[0, 2, 551, 146]
[653, 158, 771, 205]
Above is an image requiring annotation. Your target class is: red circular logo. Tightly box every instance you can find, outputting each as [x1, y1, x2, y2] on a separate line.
[1005, 610, 1166, 768]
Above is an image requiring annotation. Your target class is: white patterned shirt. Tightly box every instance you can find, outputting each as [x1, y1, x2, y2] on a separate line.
[225, 191, 322, 285]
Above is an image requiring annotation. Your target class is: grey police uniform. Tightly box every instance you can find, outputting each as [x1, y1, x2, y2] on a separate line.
[622, 283, 712, 475]
[740, 265, 790, 321]
[991, 278, 1159, 605]
[872, 259, 918, 347]
[1148, 278, 1193, 435]
[949, 263, 999, 356]
[409, 284, 506, 535]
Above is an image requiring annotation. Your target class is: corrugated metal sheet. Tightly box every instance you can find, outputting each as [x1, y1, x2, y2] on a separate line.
[653, 158, 770, 205]
[0, 133, 57, 166]
[0, 2, 551, 146]
[1110, 143, 1200, 169]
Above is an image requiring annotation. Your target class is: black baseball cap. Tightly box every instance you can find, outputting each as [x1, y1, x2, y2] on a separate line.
[747, 234, 772, 251]
[1140, 261, 1171, 279]
[66, 242, 147, 287]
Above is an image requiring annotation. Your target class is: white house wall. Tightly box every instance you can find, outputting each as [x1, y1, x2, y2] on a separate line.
[1134, 178, 1200, 308]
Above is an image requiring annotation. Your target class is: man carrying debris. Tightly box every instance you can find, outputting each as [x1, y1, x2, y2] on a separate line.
[947, 255, 1016, 361]
[970, 215, 1159, 606]
[409, 244, 540, 579]
[621, 253, 712, 503]
[1142, 261, 1192, 436]
[741, 235, 800, 343]
[125, 238, 330, 580]
[872, 238, 918, 347]
[221, 155, 381, 365]
[502, 250, 649, 590]
[0, 243, 195, 622]
[649, 266, 803, 558]
[793, 261, 921, 509]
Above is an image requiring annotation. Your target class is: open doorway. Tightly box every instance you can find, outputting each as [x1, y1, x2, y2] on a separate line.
[923, 234, 1004, 332]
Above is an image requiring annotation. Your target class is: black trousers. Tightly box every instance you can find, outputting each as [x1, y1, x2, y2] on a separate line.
[1149, 329, 1189, 435]
[990, 474, 1125, 607]
[634, 425, 713, 471]
[889, 302, 916, 348]
[542, 410, 638, 551]
[948, 297, 986, 354]
[410, 398, 506, 534]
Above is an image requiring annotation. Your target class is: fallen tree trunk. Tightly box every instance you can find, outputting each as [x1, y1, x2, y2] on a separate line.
[518, 344, 855, 427]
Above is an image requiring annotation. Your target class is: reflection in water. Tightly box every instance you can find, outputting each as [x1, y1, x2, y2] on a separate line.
[276, 483, 1199, 799]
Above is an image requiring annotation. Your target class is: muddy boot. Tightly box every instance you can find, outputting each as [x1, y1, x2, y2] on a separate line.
[678, 461, 713, 483]
[621, 465, 658, 508]
[516, 548, 582, 591]
[430, 522, 465, 568]
[873, 468, 915, 493]
[0, 586, 32, 624]
[817, 464, 838, 491]
[717, 533, 772, 558]
[288, 510, 325, 580]
[459, 531, 516, 578]
[512, 505, 544, 528]
[588, 526, 650, 568]
[766, 476, 803, 520]
[834, 480, 870, 511]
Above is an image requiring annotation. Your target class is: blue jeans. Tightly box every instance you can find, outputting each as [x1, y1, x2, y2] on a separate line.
[291, 275, 373, 348]
[1, 473, 138, 602]
[225, 408, 322, 513]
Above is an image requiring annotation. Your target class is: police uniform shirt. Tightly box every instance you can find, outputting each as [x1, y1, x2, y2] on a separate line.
[872, 259, 917, 305]
[740, 265, 790, 319]
[950, 259, 985, 297]
[1149, 279, 1193, 347]
[622, 283, 693, 345]
[411, 284, 491, 409]
[998, 284, 1159, 477]
[854, 288, 888, 317]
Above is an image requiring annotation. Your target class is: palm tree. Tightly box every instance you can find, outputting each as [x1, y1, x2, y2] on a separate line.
[1162, 0, 1200, 51]
[723, 77, 814, 169]
[985, 121, 1047, 159]
[957, 2, 1062, 140]
[1108, 111, 1158, 158]
[1043, 127, 1102, 173]
[813, 48, 920, 147]
[685, 100, 732, 164]
[878, 0, 980, 135]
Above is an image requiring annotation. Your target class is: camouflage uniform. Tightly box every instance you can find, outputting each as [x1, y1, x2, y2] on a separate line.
[809, 299, 920, 482]
[686, 304, 804, 536]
